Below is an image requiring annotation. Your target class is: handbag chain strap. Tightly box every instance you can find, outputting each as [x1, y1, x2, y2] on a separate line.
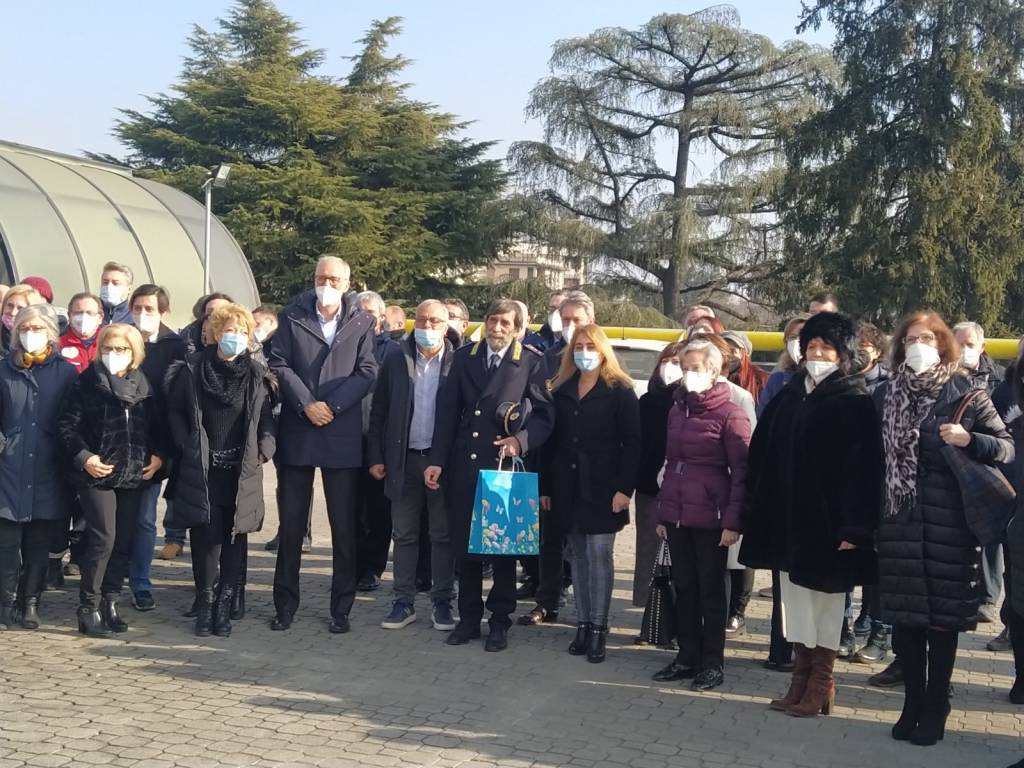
[949, 388, 985, 426]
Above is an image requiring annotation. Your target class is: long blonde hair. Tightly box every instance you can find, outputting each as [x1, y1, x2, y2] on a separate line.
[549, 324, 634, 391]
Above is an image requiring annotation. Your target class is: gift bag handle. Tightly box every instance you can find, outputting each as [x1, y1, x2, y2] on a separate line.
[497, 454, 526, 473]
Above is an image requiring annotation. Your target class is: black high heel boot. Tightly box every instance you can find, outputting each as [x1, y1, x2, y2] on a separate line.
[77, 604, 112, 637]
[21, 596, 41, 630]
[586, 625, 608, 663]
[194, 589, 215, 637]
[213, 586, 234, 637]
[230, 585, 246, 621]
[568, 622, 591, 655]
[910, 629, 958, 746]
[892, 626, 926, 741]
[100, 596, 128, 633]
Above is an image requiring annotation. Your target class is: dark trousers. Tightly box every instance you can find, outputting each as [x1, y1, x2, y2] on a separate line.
[0, 519, 54, 603]
[668, 526, 728, 671]
[191, 503, 247, 592]
[50, 494, 86, 562]
[457, 555, 516, 628]
[728, 568, 754, 619]
[981, 540, 1004, 605]
[78, 486, 144, 606]
[416, 510, 432, 588]
[769, 569, 793, 664]
[273, 465, 358, 621]
[355, 471, 392, 579]
[536, 509, 569, 613]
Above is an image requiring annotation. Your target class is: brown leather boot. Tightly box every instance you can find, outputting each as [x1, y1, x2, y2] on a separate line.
[786, 646, 837, 717]
[770, 643, 812, 711]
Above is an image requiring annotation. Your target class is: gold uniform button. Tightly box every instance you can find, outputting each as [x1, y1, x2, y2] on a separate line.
[474, 410, 481, 416]
[470, 453, 477, 460]
[472, 431, 479, 438]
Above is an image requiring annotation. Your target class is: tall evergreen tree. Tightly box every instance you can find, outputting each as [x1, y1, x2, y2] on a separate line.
[104, 0, 504, 302]
[783, 0, 1024, 331]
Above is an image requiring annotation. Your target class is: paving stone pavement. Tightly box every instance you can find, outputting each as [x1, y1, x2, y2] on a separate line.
[1, 467, 1021, 768]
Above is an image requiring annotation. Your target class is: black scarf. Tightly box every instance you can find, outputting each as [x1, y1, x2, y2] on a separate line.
[96, 363, 151, 405]
[199, 348, 250, 406]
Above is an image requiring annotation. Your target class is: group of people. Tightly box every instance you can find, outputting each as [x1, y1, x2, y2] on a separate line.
[2, 266, 1022, 753]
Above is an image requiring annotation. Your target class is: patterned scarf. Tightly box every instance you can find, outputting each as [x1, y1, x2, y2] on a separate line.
[19, 344, 52, 368]
[881, 361, 957, 518]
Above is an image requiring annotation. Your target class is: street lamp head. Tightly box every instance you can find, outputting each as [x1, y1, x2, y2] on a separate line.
[212, 163, 231, 188]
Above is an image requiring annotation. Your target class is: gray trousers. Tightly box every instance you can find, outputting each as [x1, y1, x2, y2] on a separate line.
[568, 532, 617, 627]
[391, 451, 455, 606]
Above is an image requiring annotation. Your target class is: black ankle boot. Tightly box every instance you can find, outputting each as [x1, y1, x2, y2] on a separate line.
[586, 625, 608, 663]
[892, 627, 927, 740]
[230, 585, 246, 621]
[568, 622, 591, 655]
[77, 605, 112, 637]
[213, 586, 234, 637]
[194, 589, 215, 637]
[100, 596, 128, 633]
[21, 596, 41, 630]
[184, 591, 200, 618]
[0, 604, 14, 630]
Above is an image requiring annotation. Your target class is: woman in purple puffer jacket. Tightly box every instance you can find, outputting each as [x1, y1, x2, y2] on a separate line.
[652, 339, 751, 692]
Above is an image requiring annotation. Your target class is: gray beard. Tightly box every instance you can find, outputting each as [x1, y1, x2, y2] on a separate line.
[486, 336, 510, 353]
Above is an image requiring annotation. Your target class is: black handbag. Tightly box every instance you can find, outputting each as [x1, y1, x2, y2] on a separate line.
[638, 540, 676, 647]
[941, 390, 1016, 546]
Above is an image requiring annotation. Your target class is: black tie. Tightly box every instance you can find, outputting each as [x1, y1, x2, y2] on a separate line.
[488, 354, 499, 373]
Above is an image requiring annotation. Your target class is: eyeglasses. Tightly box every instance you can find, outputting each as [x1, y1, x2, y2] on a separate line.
[315, 275, 344, 287]
[100, 345, 132, 355]
[417, 318, 448, 328]
[903, 332, 937, 345]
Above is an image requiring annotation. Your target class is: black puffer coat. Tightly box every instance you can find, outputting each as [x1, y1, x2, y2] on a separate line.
[57, 363, 162, 490]
[165, 352, 276, 534]
[740, 371, 882, 593]
[875, 375, 1014, 631]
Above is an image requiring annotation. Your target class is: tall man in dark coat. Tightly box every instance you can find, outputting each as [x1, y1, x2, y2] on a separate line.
[269, 255, 378, 634]
[425, 299, 555, 651]
[368, 299, 457, 631]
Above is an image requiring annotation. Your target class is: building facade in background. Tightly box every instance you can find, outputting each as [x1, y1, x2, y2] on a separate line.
[476, 238, 584, 289]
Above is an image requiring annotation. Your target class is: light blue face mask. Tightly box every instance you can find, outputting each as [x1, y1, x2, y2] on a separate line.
[414, 327, 443, 349]
[218, 332, 249, 358]
[573, 350, 601, 372]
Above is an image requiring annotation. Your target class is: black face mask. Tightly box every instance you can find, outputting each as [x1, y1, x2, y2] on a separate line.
[389, 329, 406, 341]
[726, 358, 741, 375]
[446, 327, 462, 346]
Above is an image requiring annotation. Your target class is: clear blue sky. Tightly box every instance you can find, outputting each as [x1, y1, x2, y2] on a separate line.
[1, 1, 833, 162]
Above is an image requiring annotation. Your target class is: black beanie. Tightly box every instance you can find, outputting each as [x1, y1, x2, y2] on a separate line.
[799, 312, 859, 366]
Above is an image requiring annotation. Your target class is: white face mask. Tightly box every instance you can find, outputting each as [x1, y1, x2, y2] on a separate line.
[787, 338, 803, 364]
[19, 330, 49, 354]
[682, 370, 713, 394]
[102, 351, 132, 375]
[961, 346, 981, 369]
[132, 312, 161, 337]
[254, 326, 269, 343]
[99, 284, 126, 307]
[548, 310, 563, 336]
[659, 360, 683, 386]
[563, 321, 577, 346]
[70, 313, 100, 338]
[315, 284, 343, 309]
[905, 343, 941, 374]
[805, 360, 838, 383]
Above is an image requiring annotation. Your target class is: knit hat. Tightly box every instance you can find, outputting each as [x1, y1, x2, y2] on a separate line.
[799, 311, 858, 365]
[20, 276, 53, 303]
[721, 331, 753, 358]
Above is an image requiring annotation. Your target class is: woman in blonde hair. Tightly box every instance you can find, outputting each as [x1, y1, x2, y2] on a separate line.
[540, 324, 641, 662]
[0, 285, 44, 351]
[58, 324, 166, 636]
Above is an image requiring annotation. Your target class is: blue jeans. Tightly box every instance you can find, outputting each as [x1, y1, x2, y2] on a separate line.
[129, 482, 163, 594]
[567, 532, 616, 627]
[164, 503, 186, 547]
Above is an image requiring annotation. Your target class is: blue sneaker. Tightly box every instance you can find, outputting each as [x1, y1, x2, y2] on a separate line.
[431, 600, 456, 631]
[381, 601, 416, 630]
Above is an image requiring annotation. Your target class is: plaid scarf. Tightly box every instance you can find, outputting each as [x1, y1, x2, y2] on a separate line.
[881, 361, 958, 518]
[19, 345, 52, 368]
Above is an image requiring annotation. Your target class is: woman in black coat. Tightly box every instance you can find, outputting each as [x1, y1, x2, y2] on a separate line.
[877, 311, 1014, 746]
[57, 324, 165, 637]
[541, 324, 640, 663]
[167, 304, 276, 638]
[632, 342, 681, 607]
[740, 312, 882, 718]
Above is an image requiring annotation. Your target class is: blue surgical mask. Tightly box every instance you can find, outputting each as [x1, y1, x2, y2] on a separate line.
[414, 328, 443, 349]
[218, 332, 249, 357]
[573, 350, 601, 372]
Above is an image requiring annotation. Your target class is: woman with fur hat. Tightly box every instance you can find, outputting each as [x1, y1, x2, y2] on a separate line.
[740, 312, 883, 718]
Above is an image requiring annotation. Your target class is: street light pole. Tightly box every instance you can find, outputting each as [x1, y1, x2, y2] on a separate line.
[202, 178, 213, 295]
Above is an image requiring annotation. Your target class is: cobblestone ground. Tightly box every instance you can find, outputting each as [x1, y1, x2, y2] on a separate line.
[1, 467, 1021, 768]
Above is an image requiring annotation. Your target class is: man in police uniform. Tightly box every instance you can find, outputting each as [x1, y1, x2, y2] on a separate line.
[425, 298, 554, 651]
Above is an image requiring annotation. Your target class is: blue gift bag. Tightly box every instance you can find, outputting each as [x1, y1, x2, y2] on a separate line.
[468, 457, 540, 556]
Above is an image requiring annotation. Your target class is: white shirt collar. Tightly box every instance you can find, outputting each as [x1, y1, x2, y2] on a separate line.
[487, 343, 511, 363]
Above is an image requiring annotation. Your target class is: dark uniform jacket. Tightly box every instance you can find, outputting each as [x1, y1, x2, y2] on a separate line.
[428, 339, 555, 553]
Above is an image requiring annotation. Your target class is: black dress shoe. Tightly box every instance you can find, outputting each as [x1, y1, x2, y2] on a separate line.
[270, 614, 292, 631]
[516, 606, 557, 626]
[763, 658, 795, 672]
[725, 615, 745, 635]
[356, 573, 381, 592]
[329, 616, 351, 634]
[692, 667, 724, 691]
[485, 624, 508, 652]
[514, 579, 537, 600]
[652, 662, 697, 682]
[446, 622, 482, 645]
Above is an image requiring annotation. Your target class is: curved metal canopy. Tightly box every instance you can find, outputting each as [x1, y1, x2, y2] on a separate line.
[0, 140, 258, 326]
